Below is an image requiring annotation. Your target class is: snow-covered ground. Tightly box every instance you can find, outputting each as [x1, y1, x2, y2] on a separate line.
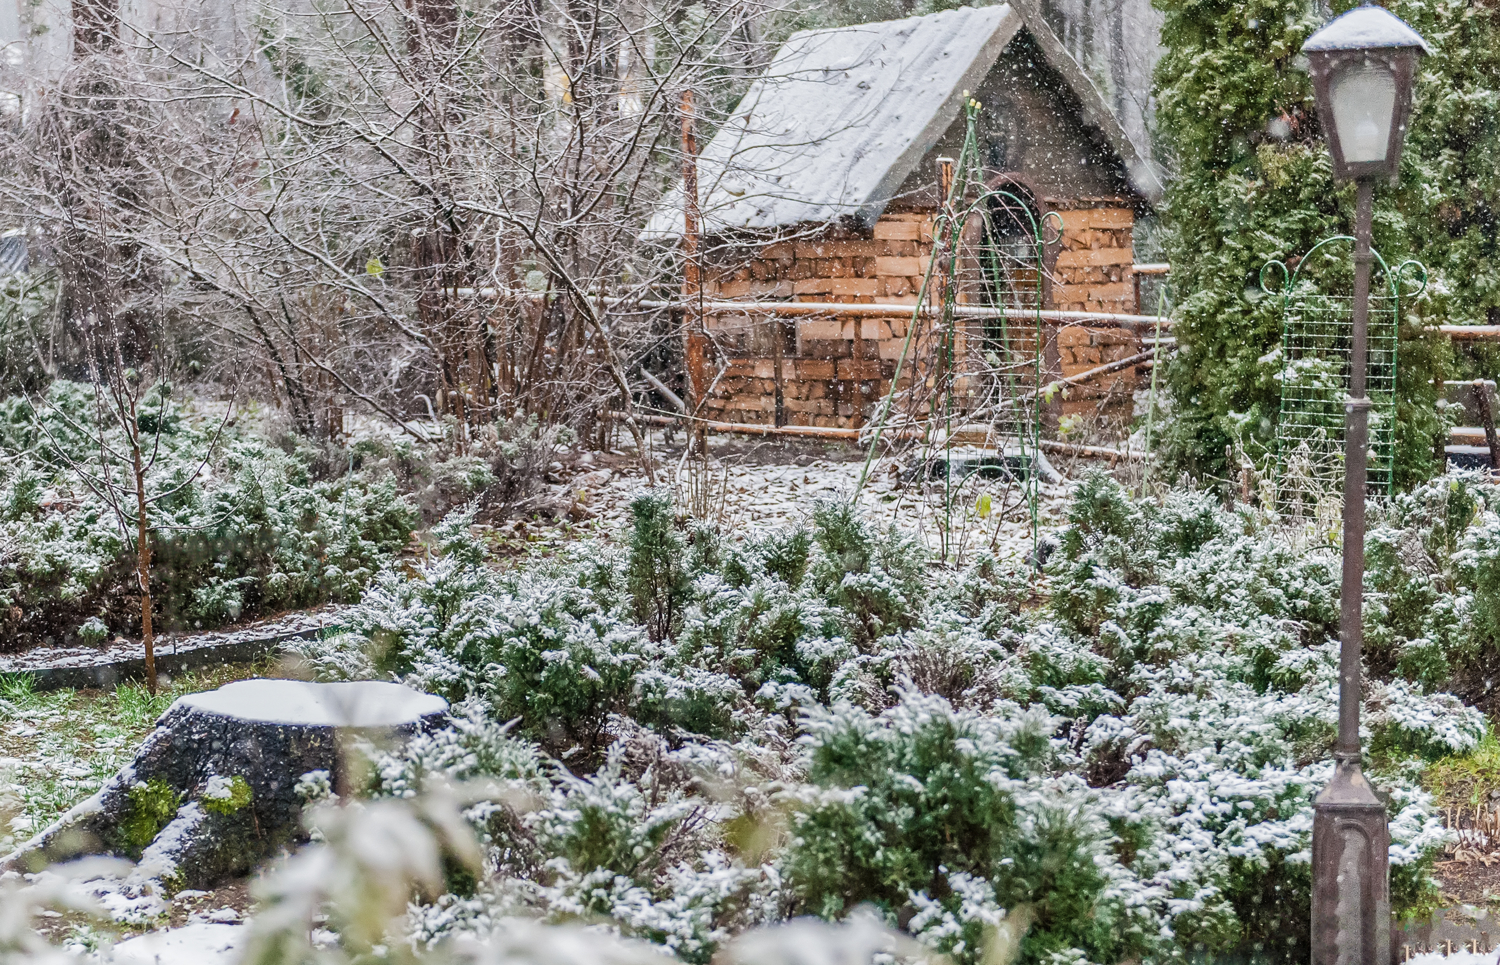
[3, 425, 1110, 953]
[0, 609, 346, 676]
[0, 665, 269, 855]
[1, 433, 1083, 866]
[547, 435, 1077, 566]
[334, 412, 1092, 563]
[0, 702, 144, 853]
[1407, 952, 1498, 965]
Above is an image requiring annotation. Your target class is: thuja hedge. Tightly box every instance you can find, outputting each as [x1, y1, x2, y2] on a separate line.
[1153, 0, 1500, 485]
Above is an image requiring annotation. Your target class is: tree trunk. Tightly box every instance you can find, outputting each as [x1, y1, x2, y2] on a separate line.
[131, 398, 157, 695]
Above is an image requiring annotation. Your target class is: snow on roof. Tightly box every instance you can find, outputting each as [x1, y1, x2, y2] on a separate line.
[175, 679, 447, 727]
[1303, 4, 1432, 55]
[645, 5, 1019, 238]
[643, 4, 1162, 240]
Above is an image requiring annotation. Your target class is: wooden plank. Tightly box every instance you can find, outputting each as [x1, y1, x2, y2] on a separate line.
[873, 221, 920, 240]
[1056, 247, 1134, 268]
[1441, 325, 1500, 341]
[830, 278, 879, 297]
[876, 256, 926, 276]
[1056, 208, 1134, 231]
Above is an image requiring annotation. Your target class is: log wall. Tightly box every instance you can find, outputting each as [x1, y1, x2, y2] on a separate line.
[694, 203, 1142, 431]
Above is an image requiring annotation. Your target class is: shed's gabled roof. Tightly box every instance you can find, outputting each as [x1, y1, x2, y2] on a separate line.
[643, 3, 1163, 239]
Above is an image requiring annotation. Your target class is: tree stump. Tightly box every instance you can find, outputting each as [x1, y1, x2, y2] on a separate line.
[2, 679, 447, 889]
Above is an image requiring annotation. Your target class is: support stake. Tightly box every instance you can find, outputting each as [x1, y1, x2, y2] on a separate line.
[681, 89, 708, 455]
[1472, 379, 1500, 474]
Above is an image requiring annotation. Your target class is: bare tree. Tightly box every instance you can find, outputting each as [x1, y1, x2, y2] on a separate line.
[30, 254, 232, 694]
[0, 0, 786, 482]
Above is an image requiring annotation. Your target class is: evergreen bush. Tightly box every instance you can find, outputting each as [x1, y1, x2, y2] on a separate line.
[0, 382, 418, 647]
[1151, 0, 1500, 484]
[312, 481, 1498, 965]
[784, 692, 1146, 964]
[627, 493, 692, 643]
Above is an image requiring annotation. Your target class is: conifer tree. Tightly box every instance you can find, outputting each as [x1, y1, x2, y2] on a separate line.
[1152, 0, 1500, 485]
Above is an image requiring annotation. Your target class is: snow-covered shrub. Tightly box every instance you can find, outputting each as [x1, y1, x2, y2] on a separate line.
[808, 501, 927, 647]
[77, 615, 109, 646]
[938, 552, 1031, 637]
[0, 381, 418, 646]
[373, 702, 548, 799]
[749, 527, 813, 590]
[364, 708, 781, 961]
[783, 691, 1146, 965]
[826, 626, 1015, 712]
[1356, 474, 1500, 700]
[336, 496, 933, 752]
[342, 555, 650, 756]
[627, 493, 692, 643]
[528, 747, 699, 886]
[154, 450, 416, 621]
[340, 413, 572, 522]
[314, 479, 1500, 965]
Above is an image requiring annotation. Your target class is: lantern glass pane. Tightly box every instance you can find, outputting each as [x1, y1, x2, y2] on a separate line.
[1331, 61, 1396, 164]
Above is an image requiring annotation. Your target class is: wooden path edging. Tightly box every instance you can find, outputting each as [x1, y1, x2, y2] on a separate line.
[0, 608, 348, 691]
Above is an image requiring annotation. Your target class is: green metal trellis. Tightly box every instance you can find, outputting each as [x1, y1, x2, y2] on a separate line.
[1261, 240, 1425, 519]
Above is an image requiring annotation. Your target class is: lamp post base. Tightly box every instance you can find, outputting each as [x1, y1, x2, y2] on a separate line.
[1311, 760, 1390, 965]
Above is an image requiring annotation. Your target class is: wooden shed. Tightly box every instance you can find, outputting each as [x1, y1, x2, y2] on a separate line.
[644, 3, 1163, 432]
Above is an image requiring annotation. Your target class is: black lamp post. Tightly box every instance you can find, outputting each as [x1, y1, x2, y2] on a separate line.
[1301, 7, 1430, 965]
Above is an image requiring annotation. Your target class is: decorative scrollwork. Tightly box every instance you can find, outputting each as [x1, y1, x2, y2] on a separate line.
[1040, 210, 1064, 247]
[1392, 259, 1428, 298]
[1260, 259, 1291, 297]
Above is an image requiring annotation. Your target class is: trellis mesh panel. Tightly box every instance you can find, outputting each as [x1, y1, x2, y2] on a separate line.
[892, 190, 1047, 449]
[1275, 290, 1398, 518]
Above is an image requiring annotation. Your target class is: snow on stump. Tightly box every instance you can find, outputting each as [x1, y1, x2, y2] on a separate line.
[112, 923, 246, 965]
[2, 679, 446, 889]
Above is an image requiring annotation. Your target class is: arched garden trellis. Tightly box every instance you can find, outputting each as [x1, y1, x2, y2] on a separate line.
[858, 100, 1059, 559]
[1261, 240, 1425, 518]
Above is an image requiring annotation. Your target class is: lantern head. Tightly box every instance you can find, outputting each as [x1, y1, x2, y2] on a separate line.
[1303, 5, 1431, 183]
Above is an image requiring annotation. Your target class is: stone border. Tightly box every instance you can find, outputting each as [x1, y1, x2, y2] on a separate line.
[0, 608, 348, 691]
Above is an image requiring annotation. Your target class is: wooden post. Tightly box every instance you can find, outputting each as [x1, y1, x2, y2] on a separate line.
[772, 317, 786, 427]
[1435, 371, 1446, 470]
[1131, 263, 1171, 317]
[1473, 379, 1500, 473]
[850, 319, 866, 430]
[681, 89, 708, 453]
[935, 157, 956, 398]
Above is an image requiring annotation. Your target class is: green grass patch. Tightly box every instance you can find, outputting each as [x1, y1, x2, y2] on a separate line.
[0, 658, 275, 851]
[1425, 729, 1500, 811]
